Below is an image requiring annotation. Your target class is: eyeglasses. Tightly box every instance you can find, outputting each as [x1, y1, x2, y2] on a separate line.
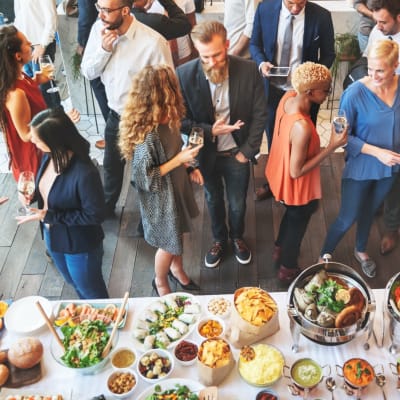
[95, 3, 126, 14]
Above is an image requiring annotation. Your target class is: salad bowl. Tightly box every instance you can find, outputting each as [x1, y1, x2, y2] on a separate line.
[50, 320, 118, 375]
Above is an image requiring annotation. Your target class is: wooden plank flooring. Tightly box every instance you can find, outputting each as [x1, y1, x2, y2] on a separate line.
[0, 154, 398, 301]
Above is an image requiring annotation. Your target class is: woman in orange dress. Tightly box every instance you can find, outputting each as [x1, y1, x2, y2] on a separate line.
[266, 62, 347, 282]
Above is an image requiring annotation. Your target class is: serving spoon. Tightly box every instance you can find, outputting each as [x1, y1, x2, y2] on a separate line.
[376, 374, 387, 400]
[325, 377, 336, 400]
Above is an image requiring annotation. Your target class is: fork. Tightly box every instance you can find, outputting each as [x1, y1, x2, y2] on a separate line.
[199, 386, 218, 400]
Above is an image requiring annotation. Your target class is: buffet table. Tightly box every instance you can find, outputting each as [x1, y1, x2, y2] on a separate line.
[0, 290, 398, 399]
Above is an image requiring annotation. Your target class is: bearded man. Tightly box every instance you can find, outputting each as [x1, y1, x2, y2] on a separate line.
[176, 21, 267, 268]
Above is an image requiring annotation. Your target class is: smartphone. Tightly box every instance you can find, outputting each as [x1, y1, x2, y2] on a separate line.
[267, 67, 290, 77]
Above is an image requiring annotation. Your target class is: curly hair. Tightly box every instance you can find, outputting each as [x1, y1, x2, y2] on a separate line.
[119, 65, 185, 160]
[291, 62, 332, 94]
[0, 25, 22, 132]
[368, 39, 399, 67]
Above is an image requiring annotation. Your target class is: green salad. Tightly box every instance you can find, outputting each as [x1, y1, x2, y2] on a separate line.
[60, 320, 110, 368]
[145, 383, 199, 400]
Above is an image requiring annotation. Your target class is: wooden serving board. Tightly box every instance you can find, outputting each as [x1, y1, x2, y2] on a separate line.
[1, 350, 42, 388]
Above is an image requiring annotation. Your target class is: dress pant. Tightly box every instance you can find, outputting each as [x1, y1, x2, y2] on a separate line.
[276, 199, 319, 269]
[321, 175, 397, 255]
[103, 110, 125, 211]
[89, 77, 110, 122]
[203, 154, 250, 242]
[384, 172, 400, 231]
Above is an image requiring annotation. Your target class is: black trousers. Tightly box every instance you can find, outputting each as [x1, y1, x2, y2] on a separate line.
[276, 199, 319, 269]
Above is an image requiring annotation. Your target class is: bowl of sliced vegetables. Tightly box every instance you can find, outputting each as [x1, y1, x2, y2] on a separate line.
[50, 320, 118, 375]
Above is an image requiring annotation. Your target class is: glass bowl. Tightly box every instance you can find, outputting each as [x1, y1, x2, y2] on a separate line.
[50, 324, 118, 375]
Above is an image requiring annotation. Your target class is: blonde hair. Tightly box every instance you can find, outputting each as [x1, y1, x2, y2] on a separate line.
[368, 39, 399, 68]
[291, 62, 332, 94]
[119, 65, 185, 160]
[191, 20, 227, 45]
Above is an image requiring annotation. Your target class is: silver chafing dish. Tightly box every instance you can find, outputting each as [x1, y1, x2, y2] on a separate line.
[287, 259, 375, 352]
[384, 272, 400, 354]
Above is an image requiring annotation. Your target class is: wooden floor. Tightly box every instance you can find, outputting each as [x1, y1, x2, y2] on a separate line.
[0, 154, 398, 302]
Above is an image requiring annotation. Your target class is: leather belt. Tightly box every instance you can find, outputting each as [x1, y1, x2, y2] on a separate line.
[216, 147, 239, 157]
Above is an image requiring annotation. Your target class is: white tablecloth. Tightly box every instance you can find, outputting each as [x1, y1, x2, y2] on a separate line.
[0, 290, 398, 399]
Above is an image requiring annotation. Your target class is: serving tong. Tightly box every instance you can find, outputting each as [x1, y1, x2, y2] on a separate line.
[199, 386, 218, 400]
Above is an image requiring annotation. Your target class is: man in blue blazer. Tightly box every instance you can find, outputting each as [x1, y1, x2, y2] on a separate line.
[177, 21, 267, 268]
[250, 0, 335, 199]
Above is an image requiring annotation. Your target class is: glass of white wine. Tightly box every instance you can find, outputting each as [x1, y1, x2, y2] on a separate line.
[39, 55, 59, 94]
[333, 109, 347, 134]
[17, 171, 35, 216]
[188, 127, 204, 167]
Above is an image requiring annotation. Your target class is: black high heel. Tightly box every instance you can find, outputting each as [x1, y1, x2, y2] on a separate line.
[168, 271, 200, 291]
[151, 278, 160, 297]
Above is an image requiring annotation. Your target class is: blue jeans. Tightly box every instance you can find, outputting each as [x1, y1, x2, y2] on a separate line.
[203, 155, 250, 242]
[44, 228, 109, 299]
[276, 200, 319, 269]
[103, 110, 125, 211]
[358, 32, 370, 54]
[321, 176, 396, 255]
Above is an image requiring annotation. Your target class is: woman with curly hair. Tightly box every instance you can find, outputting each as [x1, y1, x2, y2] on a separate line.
[266, 62, 347, 283]
[119, 64, 203, 296]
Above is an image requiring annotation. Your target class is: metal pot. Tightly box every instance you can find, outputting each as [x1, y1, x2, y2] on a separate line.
[287, 260, 375, 352]
[384, 272, 400, 354]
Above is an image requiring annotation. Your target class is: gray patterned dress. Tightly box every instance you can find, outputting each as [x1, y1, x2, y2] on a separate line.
[131, 125, 199, 255]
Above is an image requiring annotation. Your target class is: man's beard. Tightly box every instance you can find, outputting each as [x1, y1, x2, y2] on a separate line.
[102, 15, 124, 30]
[202, 60, 229, 84]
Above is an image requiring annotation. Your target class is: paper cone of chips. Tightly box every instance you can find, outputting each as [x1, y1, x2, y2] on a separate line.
[226, 287, 279, 348]
[197, 338, 235, 386]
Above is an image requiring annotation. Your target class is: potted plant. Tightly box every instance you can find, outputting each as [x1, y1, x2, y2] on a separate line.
[331, 33, 361, 76]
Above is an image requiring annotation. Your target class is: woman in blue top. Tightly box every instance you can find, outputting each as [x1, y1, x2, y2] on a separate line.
[320, 39, 400, 278]
[17, 108, 109, 299]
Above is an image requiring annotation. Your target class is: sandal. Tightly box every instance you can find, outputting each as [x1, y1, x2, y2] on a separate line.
[353, 249, 376, 278]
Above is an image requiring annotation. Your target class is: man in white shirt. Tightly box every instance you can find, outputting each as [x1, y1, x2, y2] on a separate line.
[224, 0, 261, 59]
[364, 0, 400, 255]
[81, 0, 173, 217]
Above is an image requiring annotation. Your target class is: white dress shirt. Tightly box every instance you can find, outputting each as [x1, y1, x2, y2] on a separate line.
[81, 16, 174, 115]
[14, 0, 57, 47]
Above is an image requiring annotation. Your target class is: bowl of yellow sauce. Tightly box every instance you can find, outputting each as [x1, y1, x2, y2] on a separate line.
[111, 347, 137, 369]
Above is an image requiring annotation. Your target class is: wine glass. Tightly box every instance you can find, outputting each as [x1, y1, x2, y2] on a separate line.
[17, 171, 35, 216]
[188, 127, 204, 167]
[39, 55, 59, 94]
[333, 109, 347, 134]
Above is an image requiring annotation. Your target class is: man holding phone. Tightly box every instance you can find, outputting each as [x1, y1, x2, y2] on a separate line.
[81, 0, 173, 217]
[250, 0, 335, 200]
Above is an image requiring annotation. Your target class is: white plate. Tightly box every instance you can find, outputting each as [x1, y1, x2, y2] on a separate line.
[132, 292, 201, 351]
[136, 378, 203, 400]
[4, 295, 53, 335]
[0, 387, 71, 400]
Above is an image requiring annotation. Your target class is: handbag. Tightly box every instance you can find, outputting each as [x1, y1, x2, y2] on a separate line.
[63, 0, 79, 18]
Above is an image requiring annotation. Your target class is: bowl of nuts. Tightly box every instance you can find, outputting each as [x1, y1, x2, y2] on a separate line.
[137, 349, 174, 383]
[207, 296, 231, 319]
[106, 368, 138, 399]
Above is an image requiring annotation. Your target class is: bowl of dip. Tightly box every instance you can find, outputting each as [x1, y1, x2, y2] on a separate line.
[111, 347, 137, 369]
[284, 358, 329, 390]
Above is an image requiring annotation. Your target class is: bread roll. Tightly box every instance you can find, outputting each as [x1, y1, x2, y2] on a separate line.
[0, 363, 9, 386]
[8, 337, 43, 369]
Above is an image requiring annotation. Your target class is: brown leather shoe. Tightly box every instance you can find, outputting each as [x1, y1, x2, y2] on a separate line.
[380, 230, 399, 255]
[278, 265, 301, 282]
[254, 183, 273, 201]
[95, 139, 105, 150]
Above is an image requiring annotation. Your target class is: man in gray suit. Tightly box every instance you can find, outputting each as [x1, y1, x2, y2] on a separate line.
[176, 21, 267, 268]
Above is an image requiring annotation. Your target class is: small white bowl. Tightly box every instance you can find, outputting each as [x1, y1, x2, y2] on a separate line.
[174, 339, 199, 366]
[197, 316, 225, 340]
[111, 347, 137, 370]
[207, 296, 232, 319]
[137, 348, 174, 383]
[106, 368, 138, 399]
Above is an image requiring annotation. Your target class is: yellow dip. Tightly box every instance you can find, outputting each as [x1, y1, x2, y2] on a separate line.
[112, 349, 135, 368]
